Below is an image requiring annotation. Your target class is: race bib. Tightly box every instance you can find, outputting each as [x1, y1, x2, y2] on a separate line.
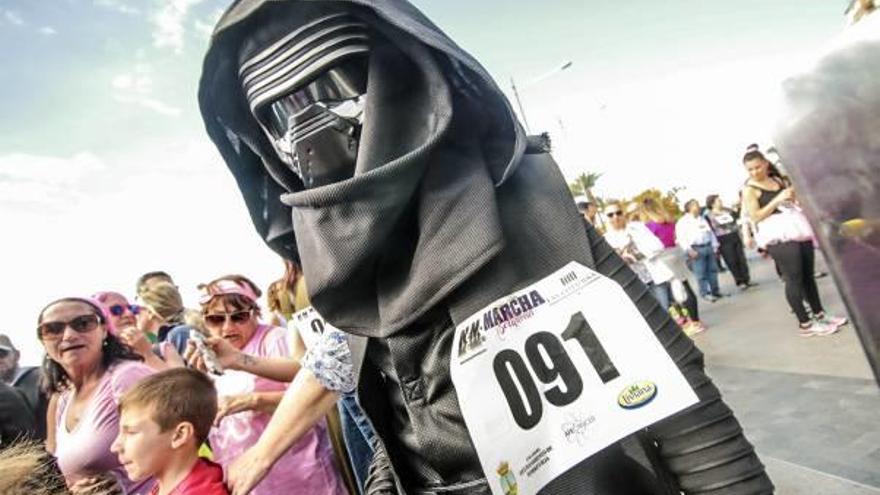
[450, 261, 698, 495]
[716, 213, 735, 225]
[291, 306, 327, 351]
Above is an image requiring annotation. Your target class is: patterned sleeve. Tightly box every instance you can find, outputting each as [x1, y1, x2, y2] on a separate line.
[300, 327, 356, 393]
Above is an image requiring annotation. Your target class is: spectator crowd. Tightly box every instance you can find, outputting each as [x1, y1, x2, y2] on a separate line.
[0, 146, 847, 495]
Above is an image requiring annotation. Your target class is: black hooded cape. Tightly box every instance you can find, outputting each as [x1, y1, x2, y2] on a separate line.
[199, 1, 774, 493]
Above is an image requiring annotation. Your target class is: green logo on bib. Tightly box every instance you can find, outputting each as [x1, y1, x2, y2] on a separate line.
[497, 461, 519, 495]
[617, 381, 657, 409]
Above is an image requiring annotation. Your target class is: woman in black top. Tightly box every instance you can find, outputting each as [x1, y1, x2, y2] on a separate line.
[742, 151, 847, 337]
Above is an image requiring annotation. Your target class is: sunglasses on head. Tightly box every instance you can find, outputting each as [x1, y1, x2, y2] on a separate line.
[109, 304, 140, 317]
[606, 210, 623, 218]
[37, 314, 101, 341]
[204, 310, 252, 327]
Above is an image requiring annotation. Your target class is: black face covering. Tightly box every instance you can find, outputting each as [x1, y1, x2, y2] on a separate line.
[239, 13, 369, 188]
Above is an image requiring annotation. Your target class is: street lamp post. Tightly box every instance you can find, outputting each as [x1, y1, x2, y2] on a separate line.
[510, 60, 573, 135]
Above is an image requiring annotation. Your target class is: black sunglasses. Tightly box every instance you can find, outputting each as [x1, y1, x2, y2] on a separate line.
[37, 314, 102, 341]
[204, 310, 252, 327]
[606, 211, 623, 218]
[109, 304, 141, 317]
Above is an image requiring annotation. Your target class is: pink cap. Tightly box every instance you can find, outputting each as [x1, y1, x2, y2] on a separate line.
[91, 291, 132, 335]
[199, 279, 258, 305]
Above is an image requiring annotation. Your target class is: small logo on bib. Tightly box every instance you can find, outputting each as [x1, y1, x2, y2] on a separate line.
[497, 461, 519, 495]
[617, 381, 657, 409]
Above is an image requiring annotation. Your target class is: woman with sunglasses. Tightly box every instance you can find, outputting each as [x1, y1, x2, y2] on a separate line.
[94, 292, 142, 337]
[198, 275, 346, 495]
[37, 296, 155, 494]
[603, 202, 675, 309]
[94, 291, 180, 371]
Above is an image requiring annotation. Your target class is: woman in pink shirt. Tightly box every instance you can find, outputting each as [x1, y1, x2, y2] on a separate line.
[37, 296, 156, 494]
[197, 275, 346, 495]
[640, 199, 706, 334]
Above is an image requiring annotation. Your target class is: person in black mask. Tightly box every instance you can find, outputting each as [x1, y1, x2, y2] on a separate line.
[199, 2, 774, 494]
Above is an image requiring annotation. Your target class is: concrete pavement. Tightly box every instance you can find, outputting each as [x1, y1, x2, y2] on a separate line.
[692, 254, 880, 494]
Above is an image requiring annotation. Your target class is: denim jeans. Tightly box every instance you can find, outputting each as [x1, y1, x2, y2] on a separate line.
[339, 393, 378, 494]
[649, 281, 672, 310]
[690, 244, 720, 297]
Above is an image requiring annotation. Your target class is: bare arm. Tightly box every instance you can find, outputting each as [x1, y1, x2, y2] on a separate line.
[226, 371, 340, 495]
[117, 326, 169, 371]
[215, 391, 287, 424]
[232, 353, 301, 382]
[745, 184, 793, 224]
[45, 393, 58, 453]
[185, 335, 302, 382]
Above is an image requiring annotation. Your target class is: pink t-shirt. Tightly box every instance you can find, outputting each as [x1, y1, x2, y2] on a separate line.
[55, 360, 156, 494]
[646, 221, 677, 248]
[209, 324, 347, 495]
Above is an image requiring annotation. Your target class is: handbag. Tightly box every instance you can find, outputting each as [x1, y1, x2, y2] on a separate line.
[753, 205, 815, 248]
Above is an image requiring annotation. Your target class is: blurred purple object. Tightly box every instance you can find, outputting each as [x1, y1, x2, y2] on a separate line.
[775, 13, 880, 384]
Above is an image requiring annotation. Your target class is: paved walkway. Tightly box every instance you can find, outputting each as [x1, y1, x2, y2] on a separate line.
[693, 254, 880, 494]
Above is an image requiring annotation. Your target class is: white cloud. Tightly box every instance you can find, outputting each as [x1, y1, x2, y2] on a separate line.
[94, 0, 141, 15]
[110, 63, 182, 116]
[193, 19, 214, 39]
[152, 0, 205, 54]
[520, 55, 807, 204]
[38, 26, 57, 36]
[0, 152, 105, 210]
[135, 97, 183, 116]
[3, 10, 25, 25]
[193, 7, 223, 39]
[0, 152, 105, 185]
[2, 141, 281, 367]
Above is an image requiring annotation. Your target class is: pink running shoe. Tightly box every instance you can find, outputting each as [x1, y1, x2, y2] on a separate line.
[683, 321, 706, 337]
[815, 313, 848, 329]
[798, 321, 838, 337]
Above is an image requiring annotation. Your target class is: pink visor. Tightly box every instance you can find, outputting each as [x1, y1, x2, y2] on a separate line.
[199, 279, 258, 305]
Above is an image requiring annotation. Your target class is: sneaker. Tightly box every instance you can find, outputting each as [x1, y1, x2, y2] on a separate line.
[683, 321, 706, 337]
[798, 322, 838, 337]
[702, 294, 718, 303]
[815, 313, 848, 328]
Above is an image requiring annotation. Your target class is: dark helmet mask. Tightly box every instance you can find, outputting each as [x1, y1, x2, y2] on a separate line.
[239, 13, 369, 188]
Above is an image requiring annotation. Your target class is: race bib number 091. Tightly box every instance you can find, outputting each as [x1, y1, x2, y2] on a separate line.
[450, 262, 698, 495]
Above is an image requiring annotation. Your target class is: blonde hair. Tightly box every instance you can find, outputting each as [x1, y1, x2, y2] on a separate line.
[0, 440, 74, 495]
[137, 281, 185, 325]
[266, 280, 285, 314]
[640, 198, 675, 224]
[183, 309, 206, 332]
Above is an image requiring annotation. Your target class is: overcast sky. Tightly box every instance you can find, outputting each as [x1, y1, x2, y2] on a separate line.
[1, 0, 845, 364]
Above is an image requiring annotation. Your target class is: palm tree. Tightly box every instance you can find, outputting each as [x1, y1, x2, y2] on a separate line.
[569, 172, 602, 204]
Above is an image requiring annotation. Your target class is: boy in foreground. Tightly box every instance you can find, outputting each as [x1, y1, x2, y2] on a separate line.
[112, 368, 228, 495]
